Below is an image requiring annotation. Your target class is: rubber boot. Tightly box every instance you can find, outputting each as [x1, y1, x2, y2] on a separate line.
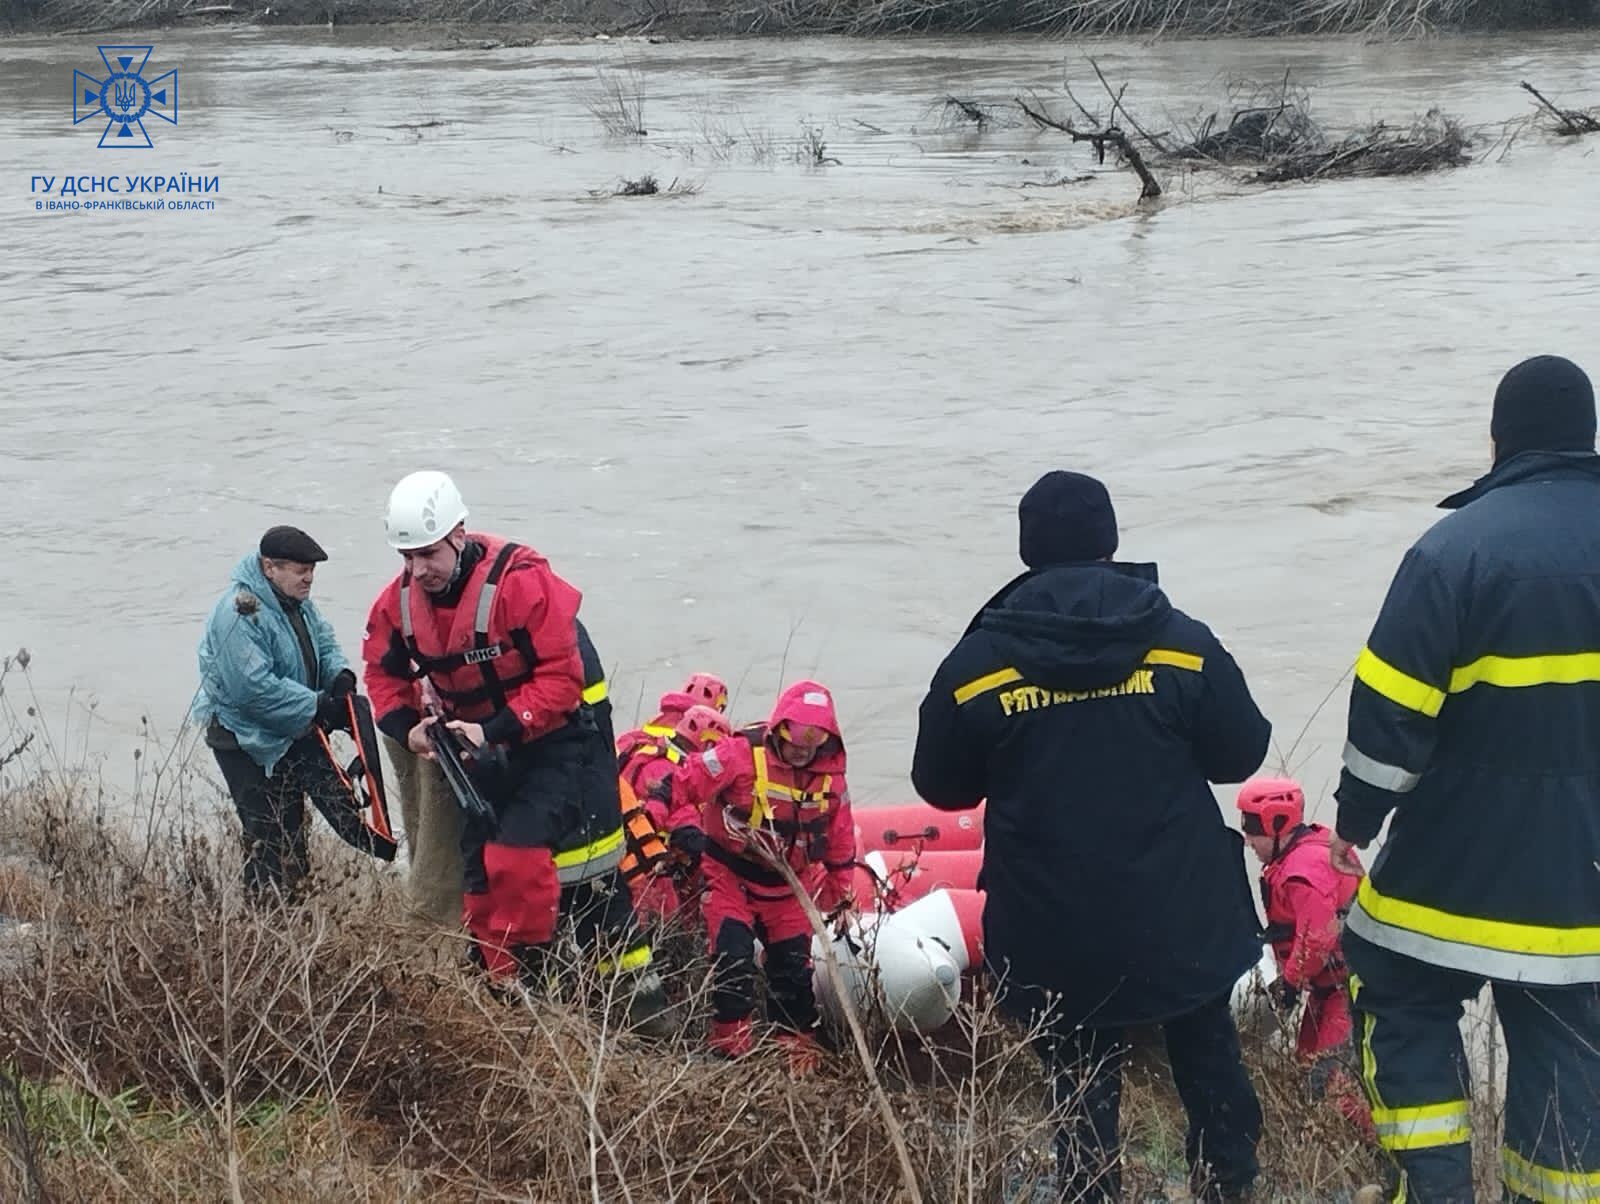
[624, 970, 677, 1041]
[775, 1031, 824, 1078]
[708, 1017, 754, 1059]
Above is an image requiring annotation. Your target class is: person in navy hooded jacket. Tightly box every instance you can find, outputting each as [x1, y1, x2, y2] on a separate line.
[912, 470, 1271, 1203]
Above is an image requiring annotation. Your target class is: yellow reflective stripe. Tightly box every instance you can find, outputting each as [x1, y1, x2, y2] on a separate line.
[643, 723, 674, 738]
[1356, 646, 1447, 718]
[634, 742, 684, 764]
[552, 826, 625, 868]
[953, 652, 1201, 708]
[596, 944, 653, 975]
[1503, 1148, 1600, 1202]
[582, 680, 608, 705]
[750, 746, 773, 829]
[1144, 648, 1204, 672]
[1451, 652, 1600, 695]
[1371, 1101, 1471, 1152]
[953, 667, 1022, 705]
[1358, 878, 1600, 957]
[1349, 976, 1466, 1159]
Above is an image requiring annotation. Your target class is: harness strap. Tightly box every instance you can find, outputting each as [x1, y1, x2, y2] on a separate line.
[702, 840, 787, 888]
[471, 542, 523, 713]
[397, 542, 538, 705]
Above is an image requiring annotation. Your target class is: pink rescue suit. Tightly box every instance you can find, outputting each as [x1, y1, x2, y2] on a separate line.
[667, 680, 856, 1057]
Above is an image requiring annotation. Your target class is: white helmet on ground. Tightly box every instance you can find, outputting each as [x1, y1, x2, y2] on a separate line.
[385, 470, 468, 551]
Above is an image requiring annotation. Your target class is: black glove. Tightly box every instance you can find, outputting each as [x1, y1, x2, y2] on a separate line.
[670, 826, 706, 859]
[315, 691, 350, 734]
[329, 668, 358, 699]
[1270, 978, 1301, 1013]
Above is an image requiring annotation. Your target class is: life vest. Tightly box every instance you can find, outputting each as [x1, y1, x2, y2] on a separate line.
[619, 735, 685, 797]
[616, 777, 673, 884]
[616, 720, 678, 766]
[1260, 824, 1357, 992]
[398, 536, 539, 723]
[731, 727, 840, 854]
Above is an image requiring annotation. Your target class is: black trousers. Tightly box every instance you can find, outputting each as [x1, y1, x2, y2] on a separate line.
[1035, 992, 1261, 1203]
[458, 738, 649, 988]
[710, 922, 815, 1032]
[1346, 929, 1600, 1204]
[507, 868, 654, 990]
[212, 736, 348, 902]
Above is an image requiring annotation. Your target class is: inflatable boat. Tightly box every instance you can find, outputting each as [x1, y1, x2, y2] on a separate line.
[854, 801, 984, 854]
[815, 841, 1280, 1038]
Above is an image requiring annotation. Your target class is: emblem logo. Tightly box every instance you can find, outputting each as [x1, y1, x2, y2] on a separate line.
[73, 45, 177, 149]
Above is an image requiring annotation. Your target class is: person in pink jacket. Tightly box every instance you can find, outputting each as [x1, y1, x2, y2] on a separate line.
[1237, 777, 1372, 1138]
[666, 680, 857, 1071]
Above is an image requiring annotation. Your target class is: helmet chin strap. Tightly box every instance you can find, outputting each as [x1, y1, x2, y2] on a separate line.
[425, 531, 470, 595]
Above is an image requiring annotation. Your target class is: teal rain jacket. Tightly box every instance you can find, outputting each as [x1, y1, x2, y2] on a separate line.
[193, 552, 349, 776]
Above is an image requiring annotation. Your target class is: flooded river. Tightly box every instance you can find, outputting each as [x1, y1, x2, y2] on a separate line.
[1, 27, 1597, 829]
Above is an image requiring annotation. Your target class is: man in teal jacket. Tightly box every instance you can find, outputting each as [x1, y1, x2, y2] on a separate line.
[195, 525, 389, 901]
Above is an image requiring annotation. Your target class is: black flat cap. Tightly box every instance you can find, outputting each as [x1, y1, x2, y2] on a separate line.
[259, 525, 328, 564]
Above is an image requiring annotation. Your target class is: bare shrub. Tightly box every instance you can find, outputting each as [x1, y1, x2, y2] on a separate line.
[0, 660, 1475, 1201]
[580, 64, 648, 139]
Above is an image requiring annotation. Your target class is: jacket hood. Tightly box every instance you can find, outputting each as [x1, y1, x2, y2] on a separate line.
[656, 690, 697, 717]
[1438, 449, 1600, 510]
[973, 562, 1172, 691]
[767, 679, 846, 771]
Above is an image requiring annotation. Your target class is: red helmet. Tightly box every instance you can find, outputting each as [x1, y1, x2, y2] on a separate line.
[681, 672, 729, 712]
[1236, 777, 1304, 837]
[675, 704, 732, 746]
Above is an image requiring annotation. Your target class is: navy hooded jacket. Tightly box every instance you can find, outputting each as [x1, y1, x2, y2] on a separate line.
[1337, 451, 1600, 985]
[911, 561, 1271, 1027]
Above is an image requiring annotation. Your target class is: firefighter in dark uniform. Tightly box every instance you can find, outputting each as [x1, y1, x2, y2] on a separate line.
[565, 615, 670, 1019]
[1332, 355, 1600, 1204]
[911, 470, 1272, 1204]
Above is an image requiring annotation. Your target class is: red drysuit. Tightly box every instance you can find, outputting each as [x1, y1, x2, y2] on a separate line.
[667, 680, 856, 1058]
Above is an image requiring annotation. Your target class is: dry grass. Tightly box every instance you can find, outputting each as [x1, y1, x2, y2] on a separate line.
[0, 659, 1419, 1202]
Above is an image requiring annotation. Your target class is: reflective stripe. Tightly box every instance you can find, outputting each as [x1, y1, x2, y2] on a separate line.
[1144, 648, 1204, 672]
[1370, 1100, 1471, 1152]
[474, 570, 498, 636]
[553, 827, 625, 883]
[1356, 647, 1446, 718]
[701, 747, 723, 776]
[1452, 652, 1600, 695]
[1503, 1148, 1600, 1202]
[748, 746, 830, 830]
[953, 649, 1202, 707]
[643, 723, 674, 738]
[1348, 883, 1600, 984]
[582, 680, 608, 705]
[596, 944, 653, 976]
[629, 742, 684, 765]
[1342, 740, 1422, 793]
[953, 667, 1022, 705]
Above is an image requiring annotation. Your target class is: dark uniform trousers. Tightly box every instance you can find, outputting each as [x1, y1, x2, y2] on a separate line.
[1347, 929, 1600, 1204]
[461, 736, 651, 988]
[1035, 992, 1262, 1203]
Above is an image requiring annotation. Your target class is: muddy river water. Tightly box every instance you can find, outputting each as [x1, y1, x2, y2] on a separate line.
[1, 27, 1597, 839]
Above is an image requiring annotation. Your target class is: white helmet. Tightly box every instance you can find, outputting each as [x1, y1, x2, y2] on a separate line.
[384, 470, 468, 551]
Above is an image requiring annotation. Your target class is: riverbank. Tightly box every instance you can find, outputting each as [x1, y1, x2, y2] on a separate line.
[4, 0, 1596, 40]
[0, 691, 1404, 1202]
